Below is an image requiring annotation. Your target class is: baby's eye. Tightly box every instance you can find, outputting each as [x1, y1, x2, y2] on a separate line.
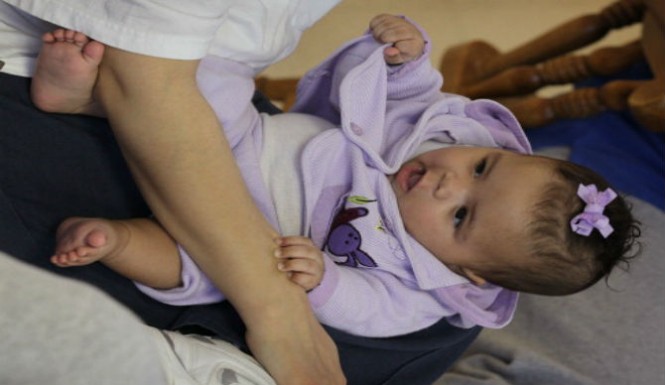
[474, 159, 487, 177]
[454, 207, 467, 228]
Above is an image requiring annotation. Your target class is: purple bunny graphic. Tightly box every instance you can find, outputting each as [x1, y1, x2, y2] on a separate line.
[325, 205, 377, 268]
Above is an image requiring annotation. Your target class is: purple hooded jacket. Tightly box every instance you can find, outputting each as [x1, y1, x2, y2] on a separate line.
[140, 24, 532, 337]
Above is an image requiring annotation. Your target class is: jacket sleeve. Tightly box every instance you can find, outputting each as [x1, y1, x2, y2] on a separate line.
[290, 17, 441, 122]
[308, 254, 454, 337]
[383, 21, 443, 104]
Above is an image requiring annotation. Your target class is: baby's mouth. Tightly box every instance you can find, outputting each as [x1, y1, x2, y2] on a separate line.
[397, 163, 425, 192]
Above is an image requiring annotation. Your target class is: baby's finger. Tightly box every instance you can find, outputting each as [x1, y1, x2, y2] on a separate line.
[383, 46, 401, 58]
[277, 235, 316, 247]
[279, 259, 323, 292]
[392, 40, 423, 62]
[370, 16, 404, 43]
[288, 272, 320, 292]
[277, 245, 323, 265]
[369, 14, 396, 33]
[278, 258, 320, 275]
[373, 25, 408, 45]
[383, 46, 405, 65]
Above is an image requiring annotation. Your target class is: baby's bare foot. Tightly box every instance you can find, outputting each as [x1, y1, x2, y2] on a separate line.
[52, 217, 123, 267]
[31, 29, 105, 116]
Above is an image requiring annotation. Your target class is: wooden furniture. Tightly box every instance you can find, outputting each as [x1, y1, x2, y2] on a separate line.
[440, 0, 665, 131]
[255, 77, 299, 111]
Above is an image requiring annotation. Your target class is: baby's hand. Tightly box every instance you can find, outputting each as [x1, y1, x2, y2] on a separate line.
[369, 14, 425, 65]
[275, 236, 324, 292]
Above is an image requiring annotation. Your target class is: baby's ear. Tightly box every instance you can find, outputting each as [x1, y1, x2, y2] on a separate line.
[461, 268, 487, 286]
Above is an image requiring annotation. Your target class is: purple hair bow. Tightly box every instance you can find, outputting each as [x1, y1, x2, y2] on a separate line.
[570, 184, 617, 238]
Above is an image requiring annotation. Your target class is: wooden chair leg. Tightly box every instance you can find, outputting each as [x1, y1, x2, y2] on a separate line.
[496, 80, 647, 128]
[629, 83, 665, 132]
[440, 0, 665, 131]
[441, 0, 645, 93]
[629, 7, 665, 131]
[255, 77, 299, 111]
[458, 40, 643, 99]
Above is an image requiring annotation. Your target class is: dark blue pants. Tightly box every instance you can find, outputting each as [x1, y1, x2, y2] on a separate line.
[0, 71, 479, 385]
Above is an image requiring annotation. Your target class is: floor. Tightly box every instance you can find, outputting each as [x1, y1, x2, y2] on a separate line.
[261, 0, 641, 82]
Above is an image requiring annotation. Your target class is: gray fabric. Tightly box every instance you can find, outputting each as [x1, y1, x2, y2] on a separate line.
[0, 254, 167, 385]
[435, 193, 665, 384]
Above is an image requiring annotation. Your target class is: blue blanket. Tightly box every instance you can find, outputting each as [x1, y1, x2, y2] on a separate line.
[526, 62, 665, 210]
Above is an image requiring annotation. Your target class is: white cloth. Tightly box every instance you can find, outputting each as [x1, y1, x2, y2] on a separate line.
[0, 254, 168, 385]
[148, 327, 276, 385]
[0, 0, 341, 76]
[259, 112, 334, 235]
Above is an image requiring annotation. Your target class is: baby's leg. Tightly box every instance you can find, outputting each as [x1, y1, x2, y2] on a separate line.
[53, 217, 183, 289]
[31, 29, 105, 117]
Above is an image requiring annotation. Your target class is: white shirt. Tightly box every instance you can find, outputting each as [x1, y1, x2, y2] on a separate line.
[0, 0, 340, 77]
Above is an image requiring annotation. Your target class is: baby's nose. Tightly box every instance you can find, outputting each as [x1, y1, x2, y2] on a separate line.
[435, 171, 469, 199]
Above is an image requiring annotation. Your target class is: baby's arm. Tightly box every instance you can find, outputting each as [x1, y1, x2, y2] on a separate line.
[275, 236, 324, 291]
[369, 14, 426, 65]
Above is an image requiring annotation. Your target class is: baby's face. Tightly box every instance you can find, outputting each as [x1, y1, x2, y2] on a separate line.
[390, 146, 552, 282]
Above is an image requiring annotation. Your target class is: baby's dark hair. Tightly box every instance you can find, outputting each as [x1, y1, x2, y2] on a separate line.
[481, 156, 641, 296]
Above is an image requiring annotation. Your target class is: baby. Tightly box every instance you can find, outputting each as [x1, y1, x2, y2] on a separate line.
[34, 15, 639, 337]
